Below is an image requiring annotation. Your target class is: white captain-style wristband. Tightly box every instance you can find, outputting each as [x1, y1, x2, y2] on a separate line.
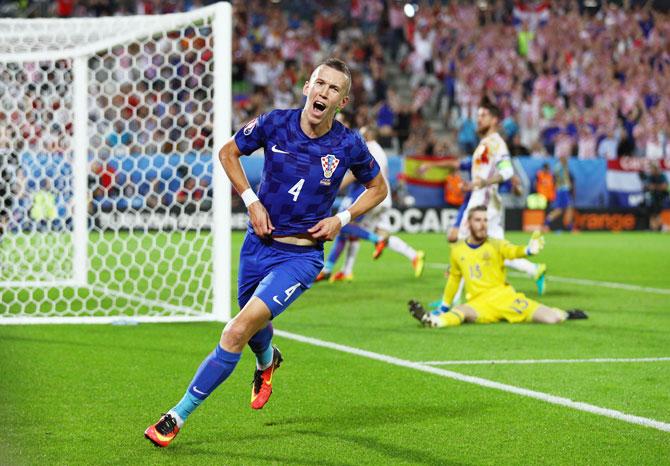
[336, 210, 351, 227]
[240, 188, 259, 207]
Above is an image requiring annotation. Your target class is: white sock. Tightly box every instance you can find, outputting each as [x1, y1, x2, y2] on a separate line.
[167, 410, 185, 429]
[388, 235, 416, 261]
[505, 258, 538, 278]
[343, 240, 360, 275]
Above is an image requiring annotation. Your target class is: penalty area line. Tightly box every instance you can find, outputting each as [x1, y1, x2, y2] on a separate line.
[425, 263, 670, 296]
[275, 329, 670, 433]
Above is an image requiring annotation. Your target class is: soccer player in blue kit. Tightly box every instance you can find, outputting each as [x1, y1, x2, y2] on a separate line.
[144, 58, 388, 447]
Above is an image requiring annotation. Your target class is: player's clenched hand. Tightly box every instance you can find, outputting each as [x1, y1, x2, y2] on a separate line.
[247, 201, 274, 238]
[525, 230, 545, 255]
[307, 216, 342, 241]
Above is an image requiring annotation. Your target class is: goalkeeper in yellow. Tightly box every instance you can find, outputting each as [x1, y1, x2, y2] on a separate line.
[409, 205, 587, 327]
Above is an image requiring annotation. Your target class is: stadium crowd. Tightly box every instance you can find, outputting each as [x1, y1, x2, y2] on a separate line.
[1, 0, 669, 231]
[4, 0, 668, 160]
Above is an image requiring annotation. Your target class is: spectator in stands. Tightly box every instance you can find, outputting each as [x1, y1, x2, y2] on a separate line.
[9, 0, 670, 218]
[373, 93, 396, 148]
[457, 115, 478, 155]
[0, 140, 18, 236]
[644, 123, 667, 160]
[577, 124, 598, 160]
[10, 168, 31, 230]
[443, 169, 465, 209]
[642, 163, 669, 232]
[120, 184, 145, 211]
[176, 176, 204, 213]
[509, 133, 531, 157]
[386, 0, 407, 61]
[145, 179, 166, 210]
[30, 179, 58, 230]
[91, 159, 119, 201]
[544, 156, 575, 232]
[403, 113, 436, 156]
[534, 163, 556, 207]
[273, 77, 295, 109]
[597, 122, 621, 160]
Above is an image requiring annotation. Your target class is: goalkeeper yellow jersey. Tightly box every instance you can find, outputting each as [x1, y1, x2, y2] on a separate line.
[443, 238, 528, 305]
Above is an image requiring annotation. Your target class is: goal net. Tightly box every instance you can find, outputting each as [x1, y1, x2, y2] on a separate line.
[0, 4, 232, 324]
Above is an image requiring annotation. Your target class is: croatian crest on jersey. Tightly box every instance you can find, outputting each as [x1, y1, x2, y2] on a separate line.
[320, 154, 340, 185]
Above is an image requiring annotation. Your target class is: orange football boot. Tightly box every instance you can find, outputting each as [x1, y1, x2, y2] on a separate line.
[372, 238, 388, 259]
[314, 270, 331, 283]
[144, 413, 180, 448]
[328, 271, 353, 283]
[251, 345, 283, 410]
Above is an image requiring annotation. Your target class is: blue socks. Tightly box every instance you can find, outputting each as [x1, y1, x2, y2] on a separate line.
[171, 392, 202, 425]
[341, 224, 379, 243]
[255, 345, 274, 370]
[171, 345, 241, 424]
[171, 325, 276, 426]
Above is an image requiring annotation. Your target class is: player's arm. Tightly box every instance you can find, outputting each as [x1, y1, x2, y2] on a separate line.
[218, 138, 274, 237]
[308, 171, 387, 241]
[468, 157, 514, 190]
[440, 249, 462, 310]
[498, 232, 545, 259]
[347, 171, 387, 219]
[418, 157, 459, 174]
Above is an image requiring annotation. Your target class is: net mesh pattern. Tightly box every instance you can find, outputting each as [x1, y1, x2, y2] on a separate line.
[0, 10, 221, 321]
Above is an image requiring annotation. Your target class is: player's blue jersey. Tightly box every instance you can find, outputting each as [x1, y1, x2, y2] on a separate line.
[459, 158, 472, 172]
[234, 109, 380, 236]
[346, 180, 366, 201]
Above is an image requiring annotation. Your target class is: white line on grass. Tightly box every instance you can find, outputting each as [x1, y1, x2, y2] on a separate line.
[425, 263, 670, 295]
[87, 285, 204, 317]
[417, 357, 670, 365]
[275, 329, 670, 433]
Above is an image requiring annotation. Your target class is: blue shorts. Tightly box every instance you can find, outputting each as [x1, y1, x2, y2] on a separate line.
[552, 189, 573, 209]
[237, 232, 324, 319]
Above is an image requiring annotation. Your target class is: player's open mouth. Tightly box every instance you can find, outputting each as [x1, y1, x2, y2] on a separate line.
[312, 100, 327, 116]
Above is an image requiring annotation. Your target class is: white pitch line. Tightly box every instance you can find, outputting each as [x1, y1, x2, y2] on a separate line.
[87, 285, 203, 317]
[275, 329, 670, 433]
[417, 357, 670, 366]
[425, 263, 670, 295]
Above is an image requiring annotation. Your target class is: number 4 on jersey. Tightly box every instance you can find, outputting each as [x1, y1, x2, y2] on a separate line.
[288, 178, 305, 202]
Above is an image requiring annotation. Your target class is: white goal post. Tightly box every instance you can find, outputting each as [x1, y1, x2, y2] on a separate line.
[0, 3, 232, 324]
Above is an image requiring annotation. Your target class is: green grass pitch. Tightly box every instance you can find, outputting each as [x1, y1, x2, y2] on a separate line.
[1, 231, 669, 465]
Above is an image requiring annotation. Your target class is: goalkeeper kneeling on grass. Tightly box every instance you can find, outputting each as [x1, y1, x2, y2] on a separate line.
[409, 204, 587, 328]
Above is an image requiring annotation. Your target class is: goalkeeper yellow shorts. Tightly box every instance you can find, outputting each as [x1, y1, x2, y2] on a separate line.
[467, 285, 540, 324]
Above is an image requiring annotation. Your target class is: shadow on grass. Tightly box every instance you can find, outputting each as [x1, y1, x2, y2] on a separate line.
[161, 403, 473, 465]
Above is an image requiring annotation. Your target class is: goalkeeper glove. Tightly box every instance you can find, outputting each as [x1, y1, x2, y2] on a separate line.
[525, 230, 545, 256]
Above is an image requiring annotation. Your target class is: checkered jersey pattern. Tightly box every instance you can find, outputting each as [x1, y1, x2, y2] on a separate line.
[234, 109, 380, 235]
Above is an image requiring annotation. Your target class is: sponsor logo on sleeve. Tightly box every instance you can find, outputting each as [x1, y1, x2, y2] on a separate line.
[243, 117, 258, 136]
